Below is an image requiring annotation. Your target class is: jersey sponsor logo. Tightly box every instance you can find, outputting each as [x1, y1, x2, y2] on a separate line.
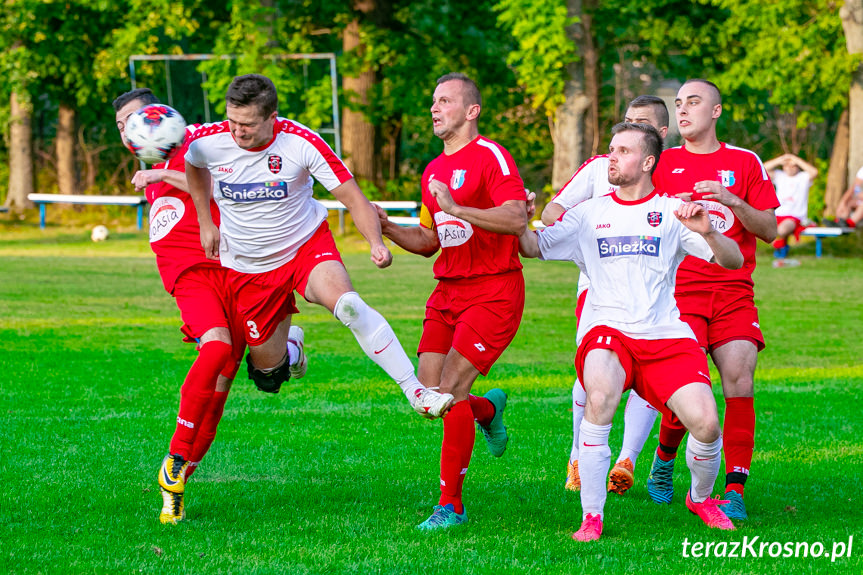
[434, 211, 473, 248]
[695, 200, 736, 234]
[597, 235, 661, 258]
[647, 211, 662, 227]
[268, 155, 282, 174]
[149, 196, 185, 243]
[451, 169, 466, 190]
[718, 169, 736, 187]
[672, 168, 685, 174]
[219, 181, 288, 202]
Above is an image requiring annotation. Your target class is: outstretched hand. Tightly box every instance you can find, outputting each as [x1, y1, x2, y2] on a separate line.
[674, 200, 713, 235]
[370, 243, 393, 269]
[130, 169, 164, 192]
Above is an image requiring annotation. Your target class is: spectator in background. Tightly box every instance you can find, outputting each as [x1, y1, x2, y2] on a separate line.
[763, 153, 818, 262]
[832, 165, 863, 228]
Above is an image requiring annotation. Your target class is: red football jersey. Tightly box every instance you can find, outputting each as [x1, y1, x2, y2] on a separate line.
[420, 136, 527, 280]
[147, 125, 222, 293]
[653, 142, 779, 290]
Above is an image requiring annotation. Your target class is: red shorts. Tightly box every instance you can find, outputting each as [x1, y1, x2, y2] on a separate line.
[776, 215, 806, 241]
[419, 271, 524, 375]
[173, 265, 245, 378]
[575, 326, 711, 423]
[675, 287, 765, 352]
[228, 221, 343, 346]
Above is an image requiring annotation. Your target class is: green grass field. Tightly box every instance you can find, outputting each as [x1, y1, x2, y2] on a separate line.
[1, 224, 861, 574]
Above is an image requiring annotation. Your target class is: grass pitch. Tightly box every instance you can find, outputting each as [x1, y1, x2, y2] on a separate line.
[1, 225, 861, 574]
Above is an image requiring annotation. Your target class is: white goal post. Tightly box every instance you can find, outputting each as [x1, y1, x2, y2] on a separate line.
[128, 53, 341, 156]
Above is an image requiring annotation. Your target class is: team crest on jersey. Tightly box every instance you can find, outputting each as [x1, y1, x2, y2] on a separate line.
[718, 170, 736, 187]
[268, 155, 282, 174]
[149, 196, 185, 243]
[647, 211, 662, 227]
[450, 170, 466, 190]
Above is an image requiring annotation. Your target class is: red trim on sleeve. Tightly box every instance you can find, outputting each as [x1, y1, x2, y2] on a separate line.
[278, 119, 352, 184]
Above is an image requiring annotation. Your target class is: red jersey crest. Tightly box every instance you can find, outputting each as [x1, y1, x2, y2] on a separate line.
[647, 211, 662, 227]
[268, 155, 282, 174]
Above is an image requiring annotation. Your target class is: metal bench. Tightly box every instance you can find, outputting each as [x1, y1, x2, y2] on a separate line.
[800, 226, 855, 258]
[319, 199, 420, 233]
[28, 193, 148, 230]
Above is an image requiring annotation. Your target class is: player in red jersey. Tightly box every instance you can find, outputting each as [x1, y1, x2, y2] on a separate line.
[649, 79, 779, 520]
[114, 88, 305, 524]
[376, 73, 528, 530]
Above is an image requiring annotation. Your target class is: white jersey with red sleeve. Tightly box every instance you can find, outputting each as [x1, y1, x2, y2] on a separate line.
[549, 154, 616, 211]
[535, 190, 714, 345]
[772, 169, 811, 220]
[652, 142, 779, 290]
[185, 118, 352, 274]
[419, 135, 527, 280]
[147, 124, 222, 294]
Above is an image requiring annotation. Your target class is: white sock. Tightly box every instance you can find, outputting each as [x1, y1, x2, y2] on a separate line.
[617, 390, 659, 466]
[287, 341, 300, 366]
[578, 419, 612, 520]
[570, 380, 586, 463]
[333, 292, 422, 402]
[686, 435, 722, 502]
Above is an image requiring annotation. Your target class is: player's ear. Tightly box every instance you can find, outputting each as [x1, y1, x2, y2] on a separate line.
[643, 154, 656, 173]
[465, 103, 481, 122]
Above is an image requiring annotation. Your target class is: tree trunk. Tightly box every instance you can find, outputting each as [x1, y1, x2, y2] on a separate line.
[57, 104, 77, 195]
[824, 109, 850, 218]
[551, 0, 590, 193]
[582, 1, 599, 157]
[341, 1, 377, 189]
[841, 1, 863, 185]
[7, 91, 34, 211]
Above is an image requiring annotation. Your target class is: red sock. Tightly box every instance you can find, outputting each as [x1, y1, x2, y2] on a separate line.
[772, 238, 787, 249]
[723, 396, 755, 492]
[438, 400, 474, 514]
[187, 390, 230, 466]
[169, 341, 232, 460]
[468, 394, 495, 427]
[656, 418, 687, 461]
[184, 461, 200, 481]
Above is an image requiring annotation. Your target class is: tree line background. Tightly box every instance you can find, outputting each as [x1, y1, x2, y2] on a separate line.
[2, 0, 862, 220]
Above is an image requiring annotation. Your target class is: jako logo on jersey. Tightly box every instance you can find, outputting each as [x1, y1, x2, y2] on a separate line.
[596, 223, 610, 229]
[434, 210, 473, 248]
[149, 196, 185, 243]
[647, 211, 662, 227]
[597, 235, 661, 258]
[268, 155, 282, 174]
[718, 170, 736, 187]
[220, 181, 288, 202]
[672, 168, 685, 174]
[218, 166, 233, 174]
[451, 169, 466, 190]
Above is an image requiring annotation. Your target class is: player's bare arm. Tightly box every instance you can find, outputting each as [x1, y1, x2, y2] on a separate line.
[131, 169, 189, 192]
[683, 180, 777, 243]
[185, 161, 220, 260]
[429, 178, 527, 236]
[375, 203, 440, 257]
[517, 228, 541, 258]
[331, 178, 393, 268]
[675, 202, 743, 269]
[541, 201, 565, 226]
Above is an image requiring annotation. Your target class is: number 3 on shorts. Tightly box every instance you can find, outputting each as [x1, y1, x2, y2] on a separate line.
[247, 320, 260, 340]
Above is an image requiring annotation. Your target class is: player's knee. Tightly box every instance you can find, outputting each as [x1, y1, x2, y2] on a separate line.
[688, 411, 721, 443]
[333, 291, 368, 328]
[200, 340, 233, 366]
[246, 354, 290, 394]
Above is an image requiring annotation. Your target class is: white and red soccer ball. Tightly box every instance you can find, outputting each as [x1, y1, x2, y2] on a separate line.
[125, 104, 186, 164]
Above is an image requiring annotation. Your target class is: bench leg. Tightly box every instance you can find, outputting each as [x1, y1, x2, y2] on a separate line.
[815, 237, 822, 258]
[39, 204, 46, 229]
[137, 205, 144, 230]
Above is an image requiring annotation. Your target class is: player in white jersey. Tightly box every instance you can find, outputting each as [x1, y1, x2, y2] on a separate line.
[762, 153, 818, 261]
[541, 96, 671, 495]
[185, 74, 453, 418]
[520, 123, 743, 542]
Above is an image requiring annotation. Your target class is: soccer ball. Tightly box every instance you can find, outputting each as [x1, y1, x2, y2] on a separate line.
[91, 225, 109, 242]
[124, 104, 187, 164]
